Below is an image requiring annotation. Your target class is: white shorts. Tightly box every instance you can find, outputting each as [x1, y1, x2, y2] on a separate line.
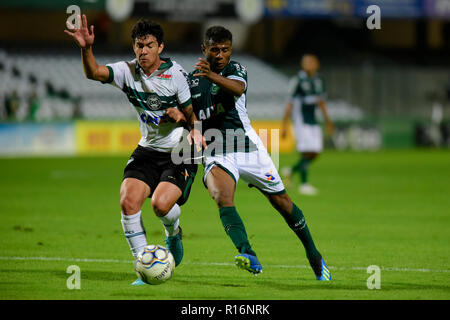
[294, 124, 323, 153]
[203, 146, 286, 195]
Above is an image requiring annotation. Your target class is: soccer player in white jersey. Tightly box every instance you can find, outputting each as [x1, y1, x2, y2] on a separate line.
[281, 54, 334, 195]
[65, 16, 204, 285]
[167, 27, 331, 281]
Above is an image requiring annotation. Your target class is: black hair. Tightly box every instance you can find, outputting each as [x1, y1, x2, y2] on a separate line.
[204, 26, 232, 45]
[131, 19, 164, 45]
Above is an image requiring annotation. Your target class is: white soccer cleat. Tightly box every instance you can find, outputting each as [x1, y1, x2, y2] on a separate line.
[299, 183, 318, 195]
[281, 167, 292, 178]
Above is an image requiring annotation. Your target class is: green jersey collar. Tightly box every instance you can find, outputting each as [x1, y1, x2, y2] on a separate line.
[158, 57, 173, 70]
[135, 57, 173, 75]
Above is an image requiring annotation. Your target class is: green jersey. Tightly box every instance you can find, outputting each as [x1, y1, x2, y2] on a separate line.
[188, 60, 258, 154]
[289, 71, 326, 125]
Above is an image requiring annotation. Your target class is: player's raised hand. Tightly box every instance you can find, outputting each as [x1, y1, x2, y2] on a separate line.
[64, 14, 95, 49]
[194, 58, 212, 79]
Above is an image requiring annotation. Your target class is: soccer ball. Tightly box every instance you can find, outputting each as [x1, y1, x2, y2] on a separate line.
[135, 244, 175, 285]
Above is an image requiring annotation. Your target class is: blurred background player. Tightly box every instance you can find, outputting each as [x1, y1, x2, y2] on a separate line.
[65, 15, 203, 285]
[281, 54, 334, 195]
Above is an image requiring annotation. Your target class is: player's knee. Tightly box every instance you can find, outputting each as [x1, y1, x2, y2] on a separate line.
[210, 189, 233, 208]
[120, 194, 141, 215]
[303, 152, 319, 160]
[269, 193, 292, 215]
[151, 198, 171, 217]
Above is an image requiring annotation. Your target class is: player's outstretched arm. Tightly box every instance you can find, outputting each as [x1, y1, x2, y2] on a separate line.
[194, 58, 245, 97]
[64, 14, 110, 82]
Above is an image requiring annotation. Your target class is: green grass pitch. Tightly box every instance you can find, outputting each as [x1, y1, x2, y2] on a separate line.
[0, 150, 449, 300]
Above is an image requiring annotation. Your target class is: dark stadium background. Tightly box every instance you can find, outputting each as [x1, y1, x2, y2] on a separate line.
[1, 0, 449, 152]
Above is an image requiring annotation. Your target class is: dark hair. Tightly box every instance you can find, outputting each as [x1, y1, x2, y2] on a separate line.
[131, 19, 164, 45]
[204, 26, 232, 44]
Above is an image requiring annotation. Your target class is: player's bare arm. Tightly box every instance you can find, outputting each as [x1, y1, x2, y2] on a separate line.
[165, 107, 187, 123]
[180, 105, 197, 128]
[164, 106, 207, 150]
[64, 14, 110, 82]
[194, 58, 245, 96]
[182, 105, 207, 150]
[318, 100, 334, 136]
[281, 101, 293, 139]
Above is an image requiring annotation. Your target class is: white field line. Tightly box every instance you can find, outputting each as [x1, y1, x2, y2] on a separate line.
[0, 256, 449, 274]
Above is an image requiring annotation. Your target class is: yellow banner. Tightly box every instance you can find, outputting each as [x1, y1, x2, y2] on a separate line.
[75, 121, 140, 155]
[251, 120, 295, 153]
[75, 120, 295, 155]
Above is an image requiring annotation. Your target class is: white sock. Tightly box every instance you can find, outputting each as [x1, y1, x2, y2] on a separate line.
[121, 211, 147, 258]
[158, 204, 181, 237]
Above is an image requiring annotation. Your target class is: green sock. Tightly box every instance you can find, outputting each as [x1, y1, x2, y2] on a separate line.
[219, 206, 256, 256]
[279, 203, 321, 261]
[299, 158, 310, 184]
[292, 158, 302, 173]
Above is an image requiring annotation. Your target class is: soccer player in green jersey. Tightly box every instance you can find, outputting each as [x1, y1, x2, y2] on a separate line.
[281, 54, 334, 195]
[168, 27, 331, 281]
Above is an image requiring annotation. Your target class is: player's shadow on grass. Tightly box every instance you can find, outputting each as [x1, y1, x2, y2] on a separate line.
[4, 268, 133, 282]
[255, 279, 450, 292]
[0, 268, 134, 286]
[72, 270, 133, 282]
[172, 277, 246, 288]
[374, 282, 450, 292]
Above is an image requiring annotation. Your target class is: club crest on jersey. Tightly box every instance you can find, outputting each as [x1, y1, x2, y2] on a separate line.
[146, 94, 162, 111]
[210, 84, 220, 95]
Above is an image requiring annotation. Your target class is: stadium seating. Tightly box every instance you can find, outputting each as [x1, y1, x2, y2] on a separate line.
[0, 50, 293, 120]
[0, 50, 365, 122]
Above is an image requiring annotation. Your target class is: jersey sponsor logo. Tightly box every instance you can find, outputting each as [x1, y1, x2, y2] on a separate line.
[265, 170, 275, 181]
[180, 169, 190, 180]
[216, 103, 225, 114]
[146, 94, 162, 111]
[197, 103, 225, 120]
[157, 73, 172, 80]
[234, 63, 246, 77]
[198, 105, 214, 120]
[140, 112, 162, 125]
[303, 95, 319, 104]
